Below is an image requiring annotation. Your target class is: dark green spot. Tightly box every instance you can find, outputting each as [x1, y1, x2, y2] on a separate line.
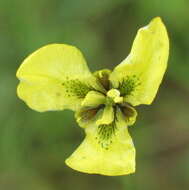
[118, 75, 141, 96]
[62, 80, 95, 98]
[96, 108, 118, 150]
[56, 92, 61, 97]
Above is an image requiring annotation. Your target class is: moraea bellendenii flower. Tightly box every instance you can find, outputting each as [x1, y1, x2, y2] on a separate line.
[16, 17, 169, 176]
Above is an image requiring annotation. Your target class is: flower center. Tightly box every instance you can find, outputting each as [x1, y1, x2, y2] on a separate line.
[106, 89, 123, 104]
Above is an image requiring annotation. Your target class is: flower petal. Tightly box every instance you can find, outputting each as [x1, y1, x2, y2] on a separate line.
[75, 106, 103, 128]
[119, 104, 137, 126]
[17, 44, 103, 112]
[93, 69, 111, 91]
[96, 105, 114, 125]
[81, 91, 106, 108]
[109, 17, 169, 106]
[66, 109, 135, 176]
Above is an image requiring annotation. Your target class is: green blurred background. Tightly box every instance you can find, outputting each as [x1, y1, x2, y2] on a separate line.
[0, 0, 189, 189]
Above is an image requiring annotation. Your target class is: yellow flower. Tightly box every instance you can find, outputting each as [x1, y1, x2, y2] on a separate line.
[16, 17, 169, 176]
